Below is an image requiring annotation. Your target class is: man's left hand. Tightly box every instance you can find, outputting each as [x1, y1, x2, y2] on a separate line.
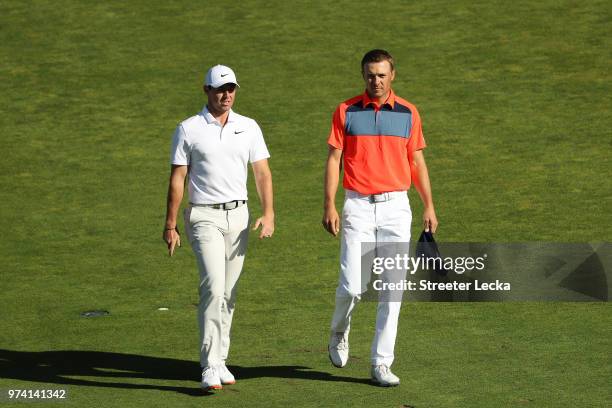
[253, 214, 275, 239]
[423, 207, 438, 233]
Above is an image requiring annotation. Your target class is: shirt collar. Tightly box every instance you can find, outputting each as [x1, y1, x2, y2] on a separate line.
[362, 89, 396, 110]
[201, 105, 236, 125]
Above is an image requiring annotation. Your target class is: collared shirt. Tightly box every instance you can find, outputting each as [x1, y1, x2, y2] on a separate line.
[170, 106, 270, 204]
[327, 89, 426, 195]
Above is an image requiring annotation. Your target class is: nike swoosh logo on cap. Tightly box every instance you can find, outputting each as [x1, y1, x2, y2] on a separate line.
[220, 73, 229, 77]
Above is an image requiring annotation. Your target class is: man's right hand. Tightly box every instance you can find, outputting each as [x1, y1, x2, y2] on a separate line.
[163, 228, 181, 256]
[322, 207, 340, 237]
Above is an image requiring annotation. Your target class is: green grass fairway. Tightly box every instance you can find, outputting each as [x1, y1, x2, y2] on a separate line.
[1, 1, 610, 407]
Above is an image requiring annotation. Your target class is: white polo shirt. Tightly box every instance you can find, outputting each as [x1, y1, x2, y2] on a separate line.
[170, 106, 270, 204]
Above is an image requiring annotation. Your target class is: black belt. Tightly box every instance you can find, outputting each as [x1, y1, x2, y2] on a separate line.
[192, 200, 246, 210]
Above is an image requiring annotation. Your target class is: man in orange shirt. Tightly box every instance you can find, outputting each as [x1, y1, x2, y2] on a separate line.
[322, 49, 438, 386]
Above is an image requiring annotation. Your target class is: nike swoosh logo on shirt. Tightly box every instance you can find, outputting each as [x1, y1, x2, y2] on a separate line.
[234, 130, 244, 134]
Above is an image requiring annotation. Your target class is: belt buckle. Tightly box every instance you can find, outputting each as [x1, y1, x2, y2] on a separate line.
[370, 193, 387, 203]
[224, 200, 239, 210]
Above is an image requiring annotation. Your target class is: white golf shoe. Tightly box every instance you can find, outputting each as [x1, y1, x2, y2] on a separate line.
[371, 364, 400, 387]
[201, 366, 222, 390]
[217, 363, 236, 385]
[328, 332, 349, 368]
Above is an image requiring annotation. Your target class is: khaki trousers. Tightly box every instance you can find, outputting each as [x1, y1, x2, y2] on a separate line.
[184, 204, 250, 368]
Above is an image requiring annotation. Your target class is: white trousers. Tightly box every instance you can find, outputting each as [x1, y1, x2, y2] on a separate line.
[184, 204, 250, 368]
[330, 190, 412, 367]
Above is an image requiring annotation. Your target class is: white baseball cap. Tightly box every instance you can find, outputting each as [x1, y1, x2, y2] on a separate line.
[205, 64, 240, 88]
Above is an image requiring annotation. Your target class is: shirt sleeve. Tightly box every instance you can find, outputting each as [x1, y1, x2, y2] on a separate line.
[327, 105, 345, 150]
[249, 120, 270, 163]
[408, 106, 427, 152]
[170, 124, 190, 165]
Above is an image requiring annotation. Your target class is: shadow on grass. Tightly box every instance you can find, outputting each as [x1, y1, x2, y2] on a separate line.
[0, 349, 371, 396]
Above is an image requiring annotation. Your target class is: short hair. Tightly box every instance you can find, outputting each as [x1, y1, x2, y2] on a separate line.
[361, 49, 395, 72]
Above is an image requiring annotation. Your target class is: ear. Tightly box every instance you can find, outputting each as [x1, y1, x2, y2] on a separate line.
[390, 70, 396, 81]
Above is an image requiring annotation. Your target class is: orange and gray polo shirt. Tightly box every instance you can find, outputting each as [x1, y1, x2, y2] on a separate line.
[327, 89, 426, 195]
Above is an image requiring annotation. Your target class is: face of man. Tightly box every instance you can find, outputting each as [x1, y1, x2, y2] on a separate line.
[362, 60, 395, 103]
[204, 83, 237, 116]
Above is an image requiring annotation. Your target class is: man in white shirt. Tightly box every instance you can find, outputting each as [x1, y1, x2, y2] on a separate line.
[163, 64, 274, 391]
